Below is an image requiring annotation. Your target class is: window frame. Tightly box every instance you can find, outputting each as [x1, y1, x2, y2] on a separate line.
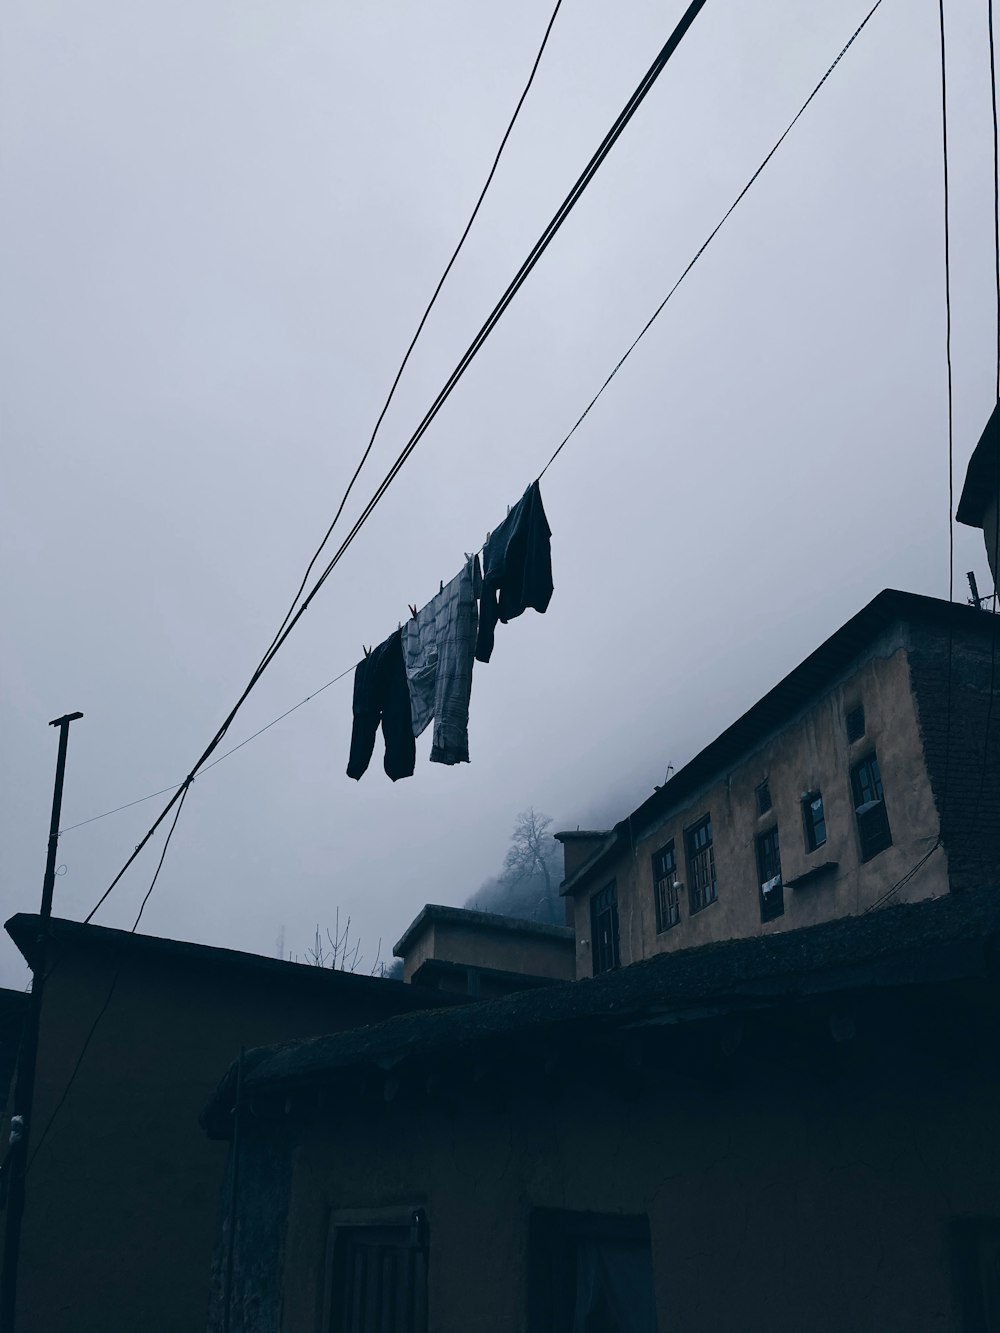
[324, 1209, 429, 1333]
[846, 703, 866, 744]
[850, 749, 892, 862]
[527, 1209, 656, 1333]
[801, 790, 827, 853]
[756, 825, 784, 922]
[590, 881, 620, 975]
[651, 841, 680, 933]
[685, 815, 717, 914]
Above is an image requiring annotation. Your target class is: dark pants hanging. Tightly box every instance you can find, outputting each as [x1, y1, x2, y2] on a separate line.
[347, 630, 416, 782]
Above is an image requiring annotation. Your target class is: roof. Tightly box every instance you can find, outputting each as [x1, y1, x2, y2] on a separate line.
[560, 589, 991, 896]
[393, 904, 573, 959]
[957, 400, 1000, 527]
[202, 887, 1000, 1137]
[5, 915, 462, 1012]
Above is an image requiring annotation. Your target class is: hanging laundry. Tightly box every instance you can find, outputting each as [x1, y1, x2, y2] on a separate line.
[475, 479, 553, 664]
[346, 629, 415, 782]
[403, 556, 481, 766]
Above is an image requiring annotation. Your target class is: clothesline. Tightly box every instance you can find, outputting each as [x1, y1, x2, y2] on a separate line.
[347, 479, 553, 782]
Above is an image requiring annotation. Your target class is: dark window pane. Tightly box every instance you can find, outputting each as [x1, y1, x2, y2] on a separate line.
[591, 883, 620, 975]
[528, 1212, 658, 1333]
[851, 752, 892, 861]
[756, 827, 784, 922]
[685, 818, 717, 913]
[803, 792, 827, 851]
[652, 843, 679, 933]
[756, 780, 772, 815]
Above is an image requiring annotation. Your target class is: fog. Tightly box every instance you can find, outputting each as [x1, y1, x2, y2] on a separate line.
[2, 0, 995, 987]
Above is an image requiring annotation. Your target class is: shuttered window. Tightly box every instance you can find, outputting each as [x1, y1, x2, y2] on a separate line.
[329, 1221, 428, 1333]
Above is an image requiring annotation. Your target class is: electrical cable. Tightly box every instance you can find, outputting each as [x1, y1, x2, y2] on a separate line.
[939, 0, 956, 836]
[253, 0, 565, 674]
[59, 666, 356, 835]
[970, 0, 1000, 847]
[81, 0, 711, 925]
[64, 1, 884, 849]
[27, 784, 191, 1171]
[864, 839, 942, 913]
[539, 0, 887, 479]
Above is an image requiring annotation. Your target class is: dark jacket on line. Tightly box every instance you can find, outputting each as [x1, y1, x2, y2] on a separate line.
[476, 480, 553, 664]
[347, 629, 415, 782]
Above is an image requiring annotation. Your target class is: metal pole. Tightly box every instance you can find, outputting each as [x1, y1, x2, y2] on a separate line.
[0, 712, 83, 1333]
[222, 1047, 245, 1333]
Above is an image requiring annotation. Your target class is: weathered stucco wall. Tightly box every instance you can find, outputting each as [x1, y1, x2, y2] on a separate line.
[17, 943, 434, 1333]
[402, 919, 574, 984]
[271, 999, 999, 1333]
[573, 639, 948, 976]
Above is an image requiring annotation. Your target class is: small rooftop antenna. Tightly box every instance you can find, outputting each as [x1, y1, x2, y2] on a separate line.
[653, 762, 675, 793]
[965, 573, 992, 613]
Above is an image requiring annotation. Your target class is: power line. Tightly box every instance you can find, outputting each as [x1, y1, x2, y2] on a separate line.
[538, 0, 886, 479]
[59, 666, 355, 835]
[64, 1, 886, 848]
[28, 784, 191, 1171]
[971, 0, 1000, 838]
[254, 0, 565, 676]
[81, 0, 711, 925]
[939, 0, 956, 836]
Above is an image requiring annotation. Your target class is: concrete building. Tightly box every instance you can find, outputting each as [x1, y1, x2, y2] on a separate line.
[556, 590, 1000, 978]
[203, 887, 1000, 1333]
[0, 914, 459, 1333]
[393, 904, 575, 998]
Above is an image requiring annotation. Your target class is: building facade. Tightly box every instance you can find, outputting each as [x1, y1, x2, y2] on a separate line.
[557, 591, 1000, 978]
[203, 889, 1000, 1333]
[0, 914, 458, 1333]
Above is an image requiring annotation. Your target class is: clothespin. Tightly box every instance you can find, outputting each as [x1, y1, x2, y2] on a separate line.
[439, 580, 444, 594]
[506, 504, 510, 516]
[408, 603, 418, 620]
[363, 644, 371, 658]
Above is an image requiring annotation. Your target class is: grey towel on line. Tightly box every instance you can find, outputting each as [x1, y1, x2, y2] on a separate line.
[403, 555, 481, 765]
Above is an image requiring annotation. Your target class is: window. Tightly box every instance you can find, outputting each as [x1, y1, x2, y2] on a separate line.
[851, 750, 892, 861]
[685, 816, 717, 913]
[590, 882, 620, 974]
[846, 703, 866, 743]
[755, 779, 772, 815]
[802, 791, 827, 851]
[328, 1215, 428, 1333]
[756, 826, 784, 922]
[652, 842, 679, 932]
[953, 1220, 1000, 1332]
[528, 1211, 658, 1333]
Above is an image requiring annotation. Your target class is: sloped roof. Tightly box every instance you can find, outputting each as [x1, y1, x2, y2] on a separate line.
[560, 590, 992, 896]
[202, 887, 1000, 1137]
[5, 914, 463, 1012]
[394, 904, 573, 958]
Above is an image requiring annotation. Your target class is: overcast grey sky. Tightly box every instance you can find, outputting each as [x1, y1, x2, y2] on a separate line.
[1, 0, 996, 988]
